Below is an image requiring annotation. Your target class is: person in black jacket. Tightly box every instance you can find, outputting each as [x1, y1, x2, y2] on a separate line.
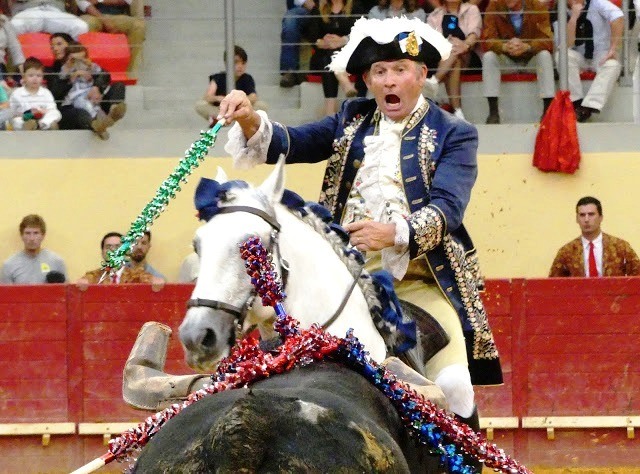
[47, 32, 126, 139]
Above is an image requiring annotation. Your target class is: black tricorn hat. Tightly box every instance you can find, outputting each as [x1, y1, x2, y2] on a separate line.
[329, 17, 452, 75]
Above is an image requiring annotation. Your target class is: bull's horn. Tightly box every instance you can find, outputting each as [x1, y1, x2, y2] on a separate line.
[123, 321, 208, 411]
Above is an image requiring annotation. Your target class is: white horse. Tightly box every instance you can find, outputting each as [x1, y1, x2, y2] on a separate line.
[179, 158, 389, 372]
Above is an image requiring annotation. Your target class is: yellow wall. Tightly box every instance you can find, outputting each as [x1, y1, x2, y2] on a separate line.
[1, 152, 638, 281]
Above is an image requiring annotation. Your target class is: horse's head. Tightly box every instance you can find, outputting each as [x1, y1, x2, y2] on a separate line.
[179, 158, 286, 372]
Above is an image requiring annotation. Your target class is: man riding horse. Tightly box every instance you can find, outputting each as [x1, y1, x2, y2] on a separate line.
[218, 16, 503, 467]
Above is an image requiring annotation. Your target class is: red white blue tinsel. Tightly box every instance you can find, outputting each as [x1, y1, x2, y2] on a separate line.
[106, 236, 530, 474]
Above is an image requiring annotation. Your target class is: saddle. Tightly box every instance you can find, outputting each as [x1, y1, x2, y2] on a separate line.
[396, 299, 450, 376]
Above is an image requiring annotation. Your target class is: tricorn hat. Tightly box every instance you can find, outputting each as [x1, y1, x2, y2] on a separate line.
[329, 17, 451, 75]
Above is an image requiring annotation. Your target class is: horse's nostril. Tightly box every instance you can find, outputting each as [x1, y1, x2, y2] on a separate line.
[202, 328, 216, 348]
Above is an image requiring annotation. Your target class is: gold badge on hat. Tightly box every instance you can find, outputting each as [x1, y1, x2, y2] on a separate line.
[406, 31, 419, 57]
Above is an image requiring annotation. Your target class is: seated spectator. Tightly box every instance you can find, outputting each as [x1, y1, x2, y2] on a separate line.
[9, 56, 61, 130]
[1, 10, 25, 78]
[307, 0, 367, 116]
[549, 196, 640, 277]
[482, 0, 555, 123]
[195, 45, 267, 127]
[59, 43, 111, 125]
[76, 232, 154, 285]
[0, 214, 67, 284]
[368, 0, 426, 20]
[554, 0, 623, 122]
[74, 0, 145, 80]
[9, 0, 88, 38]
[178, 250, 199, 283]
[0, 78, 10, 128]
[126, 230, 166, 282]
[426, 0, 482, 119]
[279, 0, 316, 88]
[47, 31, 126, 139]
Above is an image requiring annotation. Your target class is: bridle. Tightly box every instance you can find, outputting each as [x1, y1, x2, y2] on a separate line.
[186, 203, 361, 331]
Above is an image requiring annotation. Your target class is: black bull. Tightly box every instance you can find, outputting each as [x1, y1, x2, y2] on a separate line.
[133, 361, 443, 473]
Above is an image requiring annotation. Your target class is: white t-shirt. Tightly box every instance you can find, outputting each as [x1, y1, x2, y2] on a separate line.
[554, 0, 623, 56]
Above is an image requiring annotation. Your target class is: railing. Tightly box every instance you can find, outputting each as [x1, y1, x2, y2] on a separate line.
[0, 278, 639, 470]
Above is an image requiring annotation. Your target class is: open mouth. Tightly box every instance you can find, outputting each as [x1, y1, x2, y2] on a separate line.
[385, 94, 400, 105]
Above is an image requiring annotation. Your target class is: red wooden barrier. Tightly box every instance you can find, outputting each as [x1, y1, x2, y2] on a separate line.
[0, 279, 638, 472]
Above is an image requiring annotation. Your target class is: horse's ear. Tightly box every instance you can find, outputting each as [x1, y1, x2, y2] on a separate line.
[259, 154, 286, 204]
[214, 166, 228, 183]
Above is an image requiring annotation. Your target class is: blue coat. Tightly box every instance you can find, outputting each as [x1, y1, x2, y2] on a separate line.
[266, 97, 502, 385]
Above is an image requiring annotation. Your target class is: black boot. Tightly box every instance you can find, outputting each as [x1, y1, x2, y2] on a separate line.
[485, 97, 500, 124]
[455, 406, 483, 472]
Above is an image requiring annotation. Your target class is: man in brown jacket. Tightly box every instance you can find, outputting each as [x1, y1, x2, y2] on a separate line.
[549, 196, 640, 277]
[481, 0, 555, 123]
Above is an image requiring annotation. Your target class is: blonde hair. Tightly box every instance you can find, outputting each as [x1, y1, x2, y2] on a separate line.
[320, 0, 354, 23]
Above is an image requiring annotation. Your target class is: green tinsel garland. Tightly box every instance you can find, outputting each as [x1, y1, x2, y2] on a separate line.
[101, 121, 225, 274]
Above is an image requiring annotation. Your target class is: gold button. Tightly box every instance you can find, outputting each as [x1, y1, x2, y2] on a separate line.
[345, 181, 352, 190]
[353, 160, 361, 169]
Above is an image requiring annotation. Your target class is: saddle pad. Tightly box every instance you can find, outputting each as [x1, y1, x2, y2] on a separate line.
[399, 299, 450, 367]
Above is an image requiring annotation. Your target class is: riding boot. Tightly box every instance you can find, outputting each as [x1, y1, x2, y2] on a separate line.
[455, 406, 483, 472]
[123, 321, 209, 411]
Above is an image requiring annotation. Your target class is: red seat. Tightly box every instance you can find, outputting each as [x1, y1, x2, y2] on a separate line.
[17, 33, 54, 67]
[78, 32, 136, 85]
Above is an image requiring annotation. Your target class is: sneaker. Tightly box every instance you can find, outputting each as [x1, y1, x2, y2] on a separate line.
[453, 108, 466, 121]
[47, 122, 59, 130]
[108, 102, 127, 122]
[22, 119, 38, 130]
[91, 117, 112, 140]
[279, 72, 301, 88]
[423, 76, 439, 99]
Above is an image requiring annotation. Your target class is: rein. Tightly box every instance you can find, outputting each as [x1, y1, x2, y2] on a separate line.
[187, 203, 360, 331]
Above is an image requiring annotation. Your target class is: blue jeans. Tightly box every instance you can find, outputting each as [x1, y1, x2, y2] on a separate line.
[280, 6, 311, 72]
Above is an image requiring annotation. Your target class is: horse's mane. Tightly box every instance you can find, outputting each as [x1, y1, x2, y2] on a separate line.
[280, 190, 416, 354]
[280, 190, 382, 319]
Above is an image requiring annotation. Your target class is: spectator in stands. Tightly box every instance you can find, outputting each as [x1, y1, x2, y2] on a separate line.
[279, 0, 316, 88]
[9, 0, 88, 38]
[195, 45, 266, 127]
[549, 196, 640, 277]
[178, 250, 199, 283]
[76, 231, 154, 285]
[307, 0, 367, 115]
[59, 43, 109, 123]
[0, 214, 67, 284]
[74, 0, 145, 80]
[368, 0, 426, 20]
[426, 0, 482, 119]
[47, 31, 126, 139]
[9, 56, 61, 130]
[126, 230, 166, 282]
[1, 10, 25, 78]
[554, 0, 623, 122]
[0, 78, 10, 128]
[481, 0, 555, 123]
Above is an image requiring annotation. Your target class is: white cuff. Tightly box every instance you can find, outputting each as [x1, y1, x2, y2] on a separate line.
[223, 110, 273, 170]
[381, 216, 410, 280]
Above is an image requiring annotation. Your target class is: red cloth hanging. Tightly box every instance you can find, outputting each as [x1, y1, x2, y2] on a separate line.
[532, 90, 581, 174]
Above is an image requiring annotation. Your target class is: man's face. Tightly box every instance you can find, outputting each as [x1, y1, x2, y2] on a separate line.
[21, 227, 45, 253]
[102, 236, 122, 260]
[233, 55, 247, 78]
[505, 0, 522, 10]
[131, 234, 151, 263]
[576, 203, 603, 237]
[363, 59, 427, 122]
